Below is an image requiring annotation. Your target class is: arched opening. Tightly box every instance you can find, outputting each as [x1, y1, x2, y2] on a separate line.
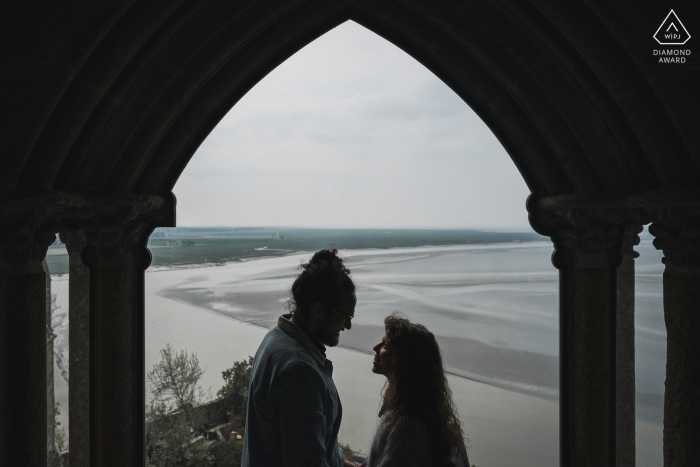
[4, 3, 698, 467]
[145, 20, 558, 466]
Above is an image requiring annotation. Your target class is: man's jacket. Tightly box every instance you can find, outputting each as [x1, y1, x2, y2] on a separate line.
[241, 315, 344, 467]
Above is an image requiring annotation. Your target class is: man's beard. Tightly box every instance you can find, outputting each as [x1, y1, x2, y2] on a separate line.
[317, 320, 341, 347]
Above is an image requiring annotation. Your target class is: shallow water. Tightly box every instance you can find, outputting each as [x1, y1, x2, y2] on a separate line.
[155, 238, 666, 422]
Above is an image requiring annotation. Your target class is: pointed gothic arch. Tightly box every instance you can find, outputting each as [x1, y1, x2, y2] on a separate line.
[2, 1, 699, 466]
[4, 1, 697, 199]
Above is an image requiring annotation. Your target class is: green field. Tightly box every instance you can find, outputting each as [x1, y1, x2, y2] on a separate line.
[45, 227, 547, 275]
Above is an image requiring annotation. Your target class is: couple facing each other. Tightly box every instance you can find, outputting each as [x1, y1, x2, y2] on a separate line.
[241, 248, 469, 467]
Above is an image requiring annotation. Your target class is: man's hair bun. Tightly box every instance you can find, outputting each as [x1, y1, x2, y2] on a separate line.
[288, 248, 355, 320]
[306, 248, 351, 273]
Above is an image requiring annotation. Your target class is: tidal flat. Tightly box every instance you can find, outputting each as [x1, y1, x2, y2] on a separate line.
[49, 233, 665, 466]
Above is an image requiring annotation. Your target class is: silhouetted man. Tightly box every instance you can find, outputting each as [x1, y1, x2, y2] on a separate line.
[242, 249, 357, 467]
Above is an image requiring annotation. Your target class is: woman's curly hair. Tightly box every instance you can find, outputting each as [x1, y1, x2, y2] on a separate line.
[287, 248, 355, 321]
[380, 312, 464, 457]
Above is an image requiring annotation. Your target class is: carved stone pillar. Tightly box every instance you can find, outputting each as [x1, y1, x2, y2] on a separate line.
[63, 192, 172, 467]
[649, 212, 700, 467]
[535, 196, 627, 467]
[59, 229, 90, 467]
[81, 222, 153, 467]
[0, 218, 56, 467]
[616, 222, 642, 467]
[1, 190, 173, 467]
[556, 223, 622, 467]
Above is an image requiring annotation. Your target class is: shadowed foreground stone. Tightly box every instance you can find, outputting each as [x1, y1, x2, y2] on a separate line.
[1, 1, 700, 465]
[650, 215, 700, 467]
[0, 232, 55, 466]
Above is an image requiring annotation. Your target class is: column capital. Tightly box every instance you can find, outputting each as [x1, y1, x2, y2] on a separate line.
[529, 190, 700, 268]
[621, 222, 643, 260]
[0, 200, 57, 265]
[529, 189, 700, 230]
[58, 229, 87, 256]
[1, 189, 174, 265]
[648, 208, 700, 269]
[535, 199, 626, 269]
[531, 189, 700, 217]
[75, 195, 173, 270]
[59, 191, 174, 241]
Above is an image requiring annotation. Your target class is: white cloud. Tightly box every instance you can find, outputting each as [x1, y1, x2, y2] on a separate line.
[174, 21, 531, 229]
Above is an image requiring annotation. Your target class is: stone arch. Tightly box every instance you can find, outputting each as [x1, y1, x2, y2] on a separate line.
[2, 2, 700, 467]
[5, 1, 698, 199]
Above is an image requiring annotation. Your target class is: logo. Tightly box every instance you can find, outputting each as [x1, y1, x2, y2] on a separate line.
[654, 10, 690, 45]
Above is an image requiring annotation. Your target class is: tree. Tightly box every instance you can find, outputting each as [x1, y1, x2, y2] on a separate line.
[211, 438, 244, 467]
[187, 442, 215, 467]
[147, 398, 192, 466]
[54, 402, 67, 452]
[147, 343, 208, 426]
[146, 344, 211, 466]
[217, 356, 253, 428]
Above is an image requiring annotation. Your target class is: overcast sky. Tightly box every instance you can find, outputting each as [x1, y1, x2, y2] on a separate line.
[174, 21, 532, 229]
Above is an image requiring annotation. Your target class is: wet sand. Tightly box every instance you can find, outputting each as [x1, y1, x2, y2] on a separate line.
[143, 283, 662, 467]
[156, 244, 564, 400]
[145, 284, 561, 466]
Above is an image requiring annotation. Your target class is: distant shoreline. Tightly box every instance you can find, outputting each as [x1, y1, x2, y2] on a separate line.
[145, 240, 553, 273]
[46, 228, 548, 275]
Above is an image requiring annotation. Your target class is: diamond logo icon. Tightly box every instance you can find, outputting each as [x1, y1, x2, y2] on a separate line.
[654, 10, 691, 45]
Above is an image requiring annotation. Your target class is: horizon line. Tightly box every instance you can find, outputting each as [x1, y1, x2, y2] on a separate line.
[159, 225, 538, 231]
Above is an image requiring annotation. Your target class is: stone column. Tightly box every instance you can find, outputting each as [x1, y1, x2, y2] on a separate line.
[616, 222, 642, 467]
[0, 226, 56, 467]
[536, 199, 626, 467]
[59, 229, 90, 467]
[0, 190, 173, 467]
[649, 214, 700, 467]
[557, 223, 621, 467]
[81, 223, 153, 467]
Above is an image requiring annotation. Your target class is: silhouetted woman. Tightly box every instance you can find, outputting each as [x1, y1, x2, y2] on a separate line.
[365, 312, 469, 467]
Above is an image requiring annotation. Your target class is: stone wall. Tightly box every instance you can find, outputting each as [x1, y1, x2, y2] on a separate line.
[146, 398, 228, 436]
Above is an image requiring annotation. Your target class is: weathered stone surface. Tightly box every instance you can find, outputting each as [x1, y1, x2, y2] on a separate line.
[650, 213, 700, 467]
[546, 220, 621, 467]
[0, 191, 172, 467]
[0, 231, 55, 467]
[79, 220, 157, 467]
[1, 1, 699, 196]
[1, 1, 699, 465]
[650, 213, 700, 269]
[534, 196, 647, 467]
[534, 192, 700, 467]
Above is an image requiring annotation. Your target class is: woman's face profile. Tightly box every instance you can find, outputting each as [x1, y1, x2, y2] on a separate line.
[371, 332, 394, 377]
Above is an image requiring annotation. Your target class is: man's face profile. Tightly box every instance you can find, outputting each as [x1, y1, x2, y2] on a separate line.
[317, 291, 356, 347]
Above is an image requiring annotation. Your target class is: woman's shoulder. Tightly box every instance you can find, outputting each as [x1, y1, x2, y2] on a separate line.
[385, 413, 431, 444]
[368, 412, 434, 467]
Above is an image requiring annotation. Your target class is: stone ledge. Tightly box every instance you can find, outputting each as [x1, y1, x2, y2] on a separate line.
[539, 189, 700, 211]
